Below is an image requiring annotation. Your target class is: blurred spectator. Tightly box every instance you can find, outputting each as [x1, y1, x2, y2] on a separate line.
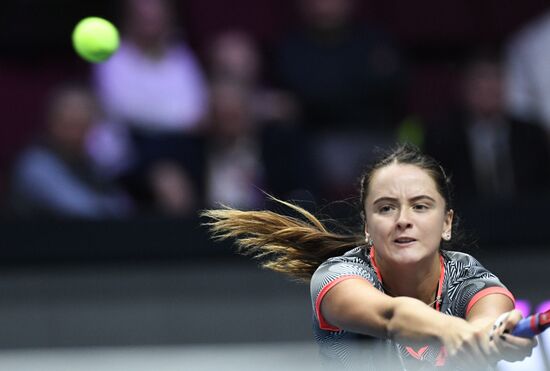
[505, 9, 550, 131]
[207, 30, 299, 125]
[425, 53, 550, 202]
[92, 0, 208, 216]
[206, 79, 265, 209]
[148, 160, 197, 215]
[274, 0, 405, 201]
[95, 0, 208, 133]
[276, 0, 405, 130]
[9, 84, 133, 219]
[208, 31, 260, 85]
[206, 30, 315, 200]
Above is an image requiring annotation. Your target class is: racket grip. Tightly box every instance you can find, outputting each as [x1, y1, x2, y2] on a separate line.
[511, 310, 550, 338]
[511, 314, 539, 338]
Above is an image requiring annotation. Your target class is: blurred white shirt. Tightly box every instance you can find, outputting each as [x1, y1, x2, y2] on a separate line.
[505, 10, 550, 130]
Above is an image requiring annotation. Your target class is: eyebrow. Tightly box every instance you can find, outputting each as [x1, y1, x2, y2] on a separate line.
[372, 195, 437, 205]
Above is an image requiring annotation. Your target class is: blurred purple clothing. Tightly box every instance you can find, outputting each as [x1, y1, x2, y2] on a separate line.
[94, 41, 209, 133]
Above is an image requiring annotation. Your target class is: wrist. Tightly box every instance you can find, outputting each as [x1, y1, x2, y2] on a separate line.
[432, 312, 454, 343]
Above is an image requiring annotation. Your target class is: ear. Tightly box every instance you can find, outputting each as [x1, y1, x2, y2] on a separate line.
[442, 209, 454, 238]
[364, 224, 369, 239]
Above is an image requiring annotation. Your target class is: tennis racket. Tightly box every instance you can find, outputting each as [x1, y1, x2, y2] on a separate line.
[511, 310, 550, 338]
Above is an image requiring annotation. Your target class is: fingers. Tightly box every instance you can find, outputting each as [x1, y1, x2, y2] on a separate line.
[488, 311, 511, 341]
[459, 343, 489, 369]
[448, 330, 491, 370]
[493, 340, 534, 361]
[501, 333, 537, 348]
[489, 310, 538, 362]
[502, 310, 522, 333]
[447, 310, 538, 368]
[493, 332, 537, 360]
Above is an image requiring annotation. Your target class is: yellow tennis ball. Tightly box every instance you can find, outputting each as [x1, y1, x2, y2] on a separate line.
[72, 17, 120, 63]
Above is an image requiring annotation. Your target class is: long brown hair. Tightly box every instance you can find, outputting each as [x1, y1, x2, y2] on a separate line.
[202, 143, 456, 282]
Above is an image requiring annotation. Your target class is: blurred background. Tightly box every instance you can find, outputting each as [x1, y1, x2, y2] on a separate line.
[0, 0, 550, 370]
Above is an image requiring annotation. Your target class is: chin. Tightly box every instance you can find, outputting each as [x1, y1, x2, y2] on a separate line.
[388, 245, 431, 265]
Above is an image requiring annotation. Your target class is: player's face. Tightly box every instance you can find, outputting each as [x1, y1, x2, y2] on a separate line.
[364, 163, 453, 266]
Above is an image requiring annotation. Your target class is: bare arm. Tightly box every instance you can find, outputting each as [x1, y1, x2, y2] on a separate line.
[320, 278, 470, 346]
[466, 292, 515, 329]
[320, 279, 538, 366]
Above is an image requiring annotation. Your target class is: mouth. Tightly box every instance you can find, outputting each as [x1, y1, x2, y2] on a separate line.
[393, 237, 417, 246]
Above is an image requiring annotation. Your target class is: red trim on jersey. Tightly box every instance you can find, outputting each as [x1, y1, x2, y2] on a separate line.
[406, 344, 447, 365]
[435, 255, 445, 312]
[315, 275, 368, 331]
[406, 345, 429, 360]
[369, 247, 383, 282]
[465, 287, 516, 316]
[435, 346, 447, 366]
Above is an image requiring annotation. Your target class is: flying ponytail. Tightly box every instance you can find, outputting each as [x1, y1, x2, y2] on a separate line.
[202, 197, 363, 282]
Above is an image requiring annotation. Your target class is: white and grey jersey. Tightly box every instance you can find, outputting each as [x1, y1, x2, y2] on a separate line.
[310, 247, 514, 370]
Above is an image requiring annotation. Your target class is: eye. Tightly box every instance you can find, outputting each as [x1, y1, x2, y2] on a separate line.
[413, 204, 429, 211]
[379, 205, 395, 214]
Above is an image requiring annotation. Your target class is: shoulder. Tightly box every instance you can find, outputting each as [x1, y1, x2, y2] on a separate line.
[319, 246, 369, 265]
[14, 146, 63, 175]
[315, 247, 374, 276]
[443, 251, 513, 318]
[443, 250, 482, 266]
[11, 146, 73, 196]
[311, 247, 381, 294]
[170, 42, 200, 61]
[310, 247, 382, 332]
[443, 250, 498, 282]
[509, 11, 550, 51]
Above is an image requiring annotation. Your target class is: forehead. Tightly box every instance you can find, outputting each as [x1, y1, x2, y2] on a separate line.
[367, 163, 441, 201]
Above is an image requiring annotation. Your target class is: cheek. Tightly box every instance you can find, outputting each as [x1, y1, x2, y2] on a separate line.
[367, 216, 393, 238]
[421, 216, 446, 239]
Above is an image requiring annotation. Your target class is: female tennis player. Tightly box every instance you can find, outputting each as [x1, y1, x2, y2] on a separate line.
[203, 144, 536, 370]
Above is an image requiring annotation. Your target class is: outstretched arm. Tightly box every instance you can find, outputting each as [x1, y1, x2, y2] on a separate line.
[321, 278, 481, 347]
[320, 279, 536, 368]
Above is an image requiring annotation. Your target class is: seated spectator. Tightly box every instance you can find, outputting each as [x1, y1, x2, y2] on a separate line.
[95, 0, 209, 134]
[92, 0, 209, 215]
[207, 30, 299, 125]
[205, 79, 266, 210]
[276, 0, 405, 131]
[275, 0, 405, 201]
[147, 160, 197, 216]
[9, 84, 133, 219]
[206, 30, 314, 201]
[505, 8, 550, 131]
[425, 53, 550, 202]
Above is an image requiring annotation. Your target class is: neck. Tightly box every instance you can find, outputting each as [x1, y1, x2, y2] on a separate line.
[373, 250, 442, 306]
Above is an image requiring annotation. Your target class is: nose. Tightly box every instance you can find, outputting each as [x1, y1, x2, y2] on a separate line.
[396, 208, 413, 230]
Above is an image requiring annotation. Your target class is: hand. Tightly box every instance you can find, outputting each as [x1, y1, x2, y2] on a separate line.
[486, 310, 537, 363]
[442, 316, 493, 370]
